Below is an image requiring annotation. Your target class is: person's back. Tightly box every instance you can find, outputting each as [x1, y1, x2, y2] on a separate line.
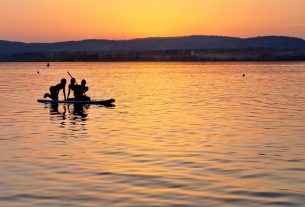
[74, 85, 82, 100]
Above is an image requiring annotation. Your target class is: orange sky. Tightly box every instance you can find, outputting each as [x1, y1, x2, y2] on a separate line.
[0, 0, 304, 42]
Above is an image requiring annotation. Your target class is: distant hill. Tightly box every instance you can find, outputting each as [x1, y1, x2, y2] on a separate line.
[1, 35, 305, 61]
[1, 35, 305, 54]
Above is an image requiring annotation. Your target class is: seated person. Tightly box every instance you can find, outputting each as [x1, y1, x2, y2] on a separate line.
[44, 78, 66, 100]
[74, 79, 90, 101]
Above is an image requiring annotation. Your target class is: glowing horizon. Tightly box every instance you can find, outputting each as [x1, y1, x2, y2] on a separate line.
[1, 0, 305, 43]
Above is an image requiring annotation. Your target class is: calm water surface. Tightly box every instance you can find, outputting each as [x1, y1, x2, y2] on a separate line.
[0, 62, 305, 207]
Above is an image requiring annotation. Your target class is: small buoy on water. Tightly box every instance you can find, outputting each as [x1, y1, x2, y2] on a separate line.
[243, 74, 245, 77]
[47, 63, 50, 67]
[37, 70, 39, 74]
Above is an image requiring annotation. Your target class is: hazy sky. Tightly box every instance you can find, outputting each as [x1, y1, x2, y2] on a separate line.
[1, 0, 305, 42]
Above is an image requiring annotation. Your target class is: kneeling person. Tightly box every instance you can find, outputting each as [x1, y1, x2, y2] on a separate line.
[44, 78, 66, 100]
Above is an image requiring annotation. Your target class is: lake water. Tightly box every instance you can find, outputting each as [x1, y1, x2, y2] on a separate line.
[0, 62, 305, 207]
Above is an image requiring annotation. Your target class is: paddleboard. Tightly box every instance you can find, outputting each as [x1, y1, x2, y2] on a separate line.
[37, 98, 115, 105]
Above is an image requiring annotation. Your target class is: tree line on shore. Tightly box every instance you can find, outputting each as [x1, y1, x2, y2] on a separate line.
[1, 48, 305, 62]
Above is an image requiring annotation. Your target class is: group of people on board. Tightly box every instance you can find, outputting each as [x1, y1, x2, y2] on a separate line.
[44, 78, 90, 101]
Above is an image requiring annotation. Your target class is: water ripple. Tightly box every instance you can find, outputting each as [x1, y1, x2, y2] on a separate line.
[0, 62, 305, 207]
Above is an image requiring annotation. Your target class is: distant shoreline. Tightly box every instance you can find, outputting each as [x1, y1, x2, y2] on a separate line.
[1, 49, 304, 62]
[1, 35, 305, 61]
[1, 60, 305, 62]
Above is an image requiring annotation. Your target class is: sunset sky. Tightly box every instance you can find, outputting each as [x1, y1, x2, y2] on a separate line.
[1, 0, 305, 42]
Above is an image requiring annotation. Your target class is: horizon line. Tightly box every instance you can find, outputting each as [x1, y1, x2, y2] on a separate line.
[1, 34, 305, 44]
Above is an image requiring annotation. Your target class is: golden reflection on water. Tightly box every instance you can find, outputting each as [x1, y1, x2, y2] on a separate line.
[0, 62, 305, 206]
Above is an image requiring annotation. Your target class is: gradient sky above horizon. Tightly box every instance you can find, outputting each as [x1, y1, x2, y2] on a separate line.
[1, 0, 305, 42]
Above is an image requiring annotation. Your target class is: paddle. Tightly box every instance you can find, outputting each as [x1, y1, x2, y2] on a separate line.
[67, 71, 80, 85]
[67, 71, 74, 80]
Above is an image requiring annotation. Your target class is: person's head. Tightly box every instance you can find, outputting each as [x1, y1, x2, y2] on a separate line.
[70, 78, 76, 84]
[61, 78, 66, 85]
[81, 79, 86, 86]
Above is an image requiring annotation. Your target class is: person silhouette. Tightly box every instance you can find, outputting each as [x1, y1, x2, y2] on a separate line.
[67, 78, 77, 100]
[74, 79, 90, 101]
[43, 78, 66, 100]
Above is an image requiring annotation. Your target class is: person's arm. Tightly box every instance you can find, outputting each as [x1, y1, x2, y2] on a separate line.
[63, 86, 66, 100]
[82, 86, 88, 96]
[67, 85, 71, 99]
